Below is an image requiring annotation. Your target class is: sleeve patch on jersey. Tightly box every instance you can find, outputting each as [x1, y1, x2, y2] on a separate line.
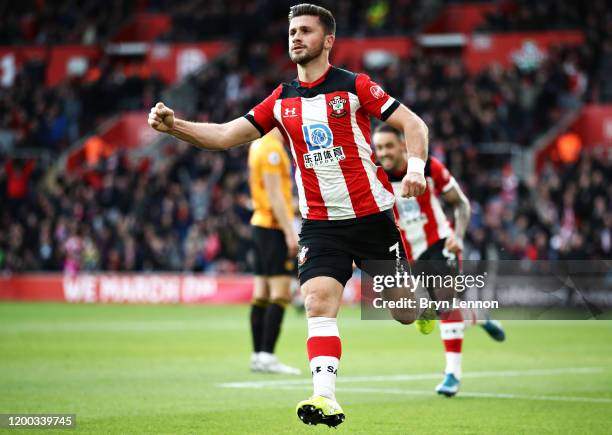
[267, 151, 281, 165]
[370, 85, 385, 99]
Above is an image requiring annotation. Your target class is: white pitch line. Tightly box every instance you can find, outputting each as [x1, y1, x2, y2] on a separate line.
[304, 387, 612, 405]
[219, 367, 604, 389]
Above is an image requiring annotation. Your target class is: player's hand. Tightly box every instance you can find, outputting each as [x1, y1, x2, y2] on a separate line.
[444, 234, 464, 254]
[285, 231, 299, 257]
[400, 172, 426, 198]
[148, 102, 175, 133]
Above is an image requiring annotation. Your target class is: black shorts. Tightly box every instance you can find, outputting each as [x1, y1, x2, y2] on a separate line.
[414, 238, 461, 286]
[252, 226, 295, 276]
[297, 209, 407, 286]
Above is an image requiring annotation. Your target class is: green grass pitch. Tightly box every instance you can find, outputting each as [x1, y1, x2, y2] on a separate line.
[1, 303, 611, 434]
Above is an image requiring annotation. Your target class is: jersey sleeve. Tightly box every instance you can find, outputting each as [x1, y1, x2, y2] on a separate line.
[244, 85, 282, 137]
[355, 73, 400, 121]
[259, 137, 284, 175]
[429, 157, 456, 195]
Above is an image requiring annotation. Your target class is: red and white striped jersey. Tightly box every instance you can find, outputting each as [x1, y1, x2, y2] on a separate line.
[245, 65, 399, 220]
[387, 157, 455, 261]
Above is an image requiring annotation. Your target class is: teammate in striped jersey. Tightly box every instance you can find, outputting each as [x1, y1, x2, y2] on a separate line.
[149, 4, 429, 426]
[373, 124, 506, 398]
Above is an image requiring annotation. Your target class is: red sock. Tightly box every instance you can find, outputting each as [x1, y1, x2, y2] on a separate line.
[440, 309, 464, 378]
[307, 317, 341, 400]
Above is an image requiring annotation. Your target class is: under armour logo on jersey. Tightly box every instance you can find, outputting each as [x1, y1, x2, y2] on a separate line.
[283, 107, 297, 117]
[302, 123, 333, 151]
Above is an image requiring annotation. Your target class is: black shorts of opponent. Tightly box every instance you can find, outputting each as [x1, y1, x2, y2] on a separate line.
[297, 209, 407, 286]
[252, 226, 296, 276]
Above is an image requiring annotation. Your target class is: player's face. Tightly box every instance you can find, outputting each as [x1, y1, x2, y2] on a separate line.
[373, 131, 406, 172]
[288, 15, 327, 65]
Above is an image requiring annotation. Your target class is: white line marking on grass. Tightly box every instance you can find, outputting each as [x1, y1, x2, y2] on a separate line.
[306, 387, 612, 405]
[219, 367, 605, 389]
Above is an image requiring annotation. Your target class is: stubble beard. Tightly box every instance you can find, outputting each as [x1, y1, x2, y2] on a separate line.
[289, 41, 325, 66]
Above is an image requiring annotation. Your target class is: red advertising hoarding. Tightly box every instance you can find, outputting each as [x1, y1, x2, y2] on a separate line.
[0, 274, 361, 304]
[146, 42, 227, 83]
[571, 105, 612, 148]
[65, 111, 153, 172]
[46, 45, 102, 86]
[0, 42, 227, 88]
[425, 3, 499, 34]
[0, 46, 47, 87]
[332, 37, 412, 71]
[465, 31, 584, 74]
[535, 104, 612, 172]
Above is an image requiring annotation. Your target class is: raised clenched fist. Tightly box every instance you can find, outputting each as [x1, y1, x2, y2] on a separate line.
[400, 171, 426, 198]
[148, 102, 175, 133]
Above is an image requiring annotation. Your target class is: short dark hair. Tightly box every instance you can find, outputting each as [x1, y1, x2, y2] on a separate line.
[374, 123, 403, 138]
[288, 3, 336, 35]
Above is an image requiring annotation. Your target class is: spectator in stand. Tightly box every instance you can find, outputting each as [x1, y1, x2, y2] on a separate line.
[5, 159, 34, 202]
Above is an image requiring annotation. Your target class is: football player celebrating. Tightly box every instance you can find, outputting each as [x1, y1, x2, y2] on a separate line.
[149, 3, 429, 427]
[373, 124, 505, 397]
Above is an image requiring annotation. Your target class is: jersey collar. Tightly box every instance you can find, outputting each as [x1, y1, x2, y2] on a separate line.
[298, 65, 333, 88]
[389, 162, 408, 179]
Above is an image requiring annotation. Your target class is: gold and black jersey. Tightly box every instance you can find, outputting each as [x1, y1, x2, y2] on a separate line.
[248, 133, 293, 229]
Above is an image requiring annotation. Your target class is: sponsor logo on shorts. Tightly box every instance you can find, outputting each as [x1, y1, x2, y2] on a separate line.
[298, 246, 309, 266]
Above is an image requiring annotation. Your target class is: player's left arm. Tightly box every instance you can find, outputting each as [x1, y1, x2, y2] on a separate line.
[441, 184, 471, 254]
[385, 105, 429, 198]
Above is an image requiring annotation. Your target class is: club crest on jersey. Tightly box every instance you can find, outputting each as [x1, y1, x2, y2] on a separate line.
[297, 246, 309, 265]
[328, 95, 347, 118]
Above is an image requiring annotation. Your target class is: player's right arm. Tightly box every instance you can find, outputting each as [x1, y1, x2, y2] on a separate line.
[148, 102, 261, 150]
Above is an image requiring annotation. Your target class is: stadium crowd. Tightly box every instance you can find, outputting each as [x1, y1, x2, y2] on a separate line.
[0, 0, 610, 272]
[2, 57, 609, 273]
[0, 56, 164, 155]
[0, 0, 135, 46]
[154, 0, 430, 41]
